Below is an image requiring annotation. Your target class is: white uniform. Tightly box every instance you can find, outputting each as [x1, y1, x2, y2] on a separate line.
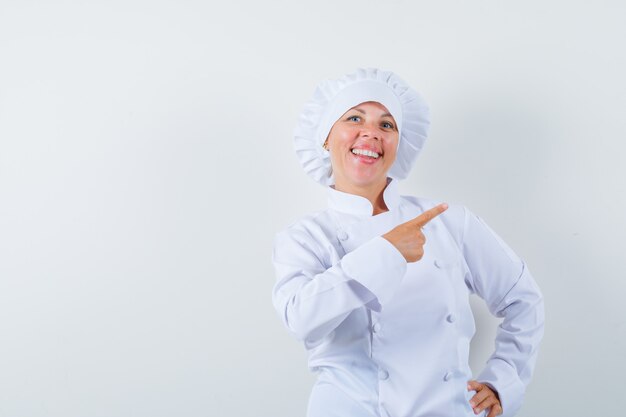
[272, 179, 544, 417]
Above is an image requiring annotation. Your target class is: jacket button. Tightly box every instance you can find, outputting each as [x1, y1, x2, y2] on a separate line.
[378, 369, 389, 380]
[443, 371, 453, 381]
[337, 230, 349, 241]
[372, 322, 381, 333]
[446, 313, 457, 323]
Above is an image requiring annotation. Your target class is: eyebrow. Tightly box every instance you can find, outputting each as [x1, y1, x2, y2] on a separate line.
[351, 108, 394, 119]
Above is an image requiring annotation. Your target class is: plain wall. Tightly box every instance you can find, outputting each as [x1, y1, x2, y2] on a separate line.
[1, 1, 625, 416]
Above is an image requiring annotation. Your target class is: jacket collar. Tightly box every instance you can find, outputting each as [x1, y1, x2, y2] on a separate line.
[327, 177, 401, 217]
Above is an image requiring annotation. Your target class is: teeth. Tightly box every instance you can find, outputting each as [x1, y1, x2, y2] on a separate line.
[351, 148, 380, 158]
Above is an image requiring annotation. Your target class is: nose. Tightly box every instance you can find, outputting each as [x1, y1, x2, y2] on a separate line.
[359, 121, 381, 140]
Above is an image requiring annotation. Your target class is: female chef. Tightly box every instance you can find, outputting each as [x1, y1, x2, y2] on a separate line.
[271, 68, 544, 417]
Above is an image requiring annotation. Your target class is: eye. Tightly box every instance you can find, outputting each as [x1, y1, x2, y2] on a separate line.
[346, 115, 361, 122]
[382, 121, 395, 129]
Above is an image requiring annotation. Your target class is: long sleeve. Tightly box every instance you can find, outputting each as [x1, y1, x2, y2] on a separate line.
[461, 208, 545, 417]
[272, 226, 407, 346]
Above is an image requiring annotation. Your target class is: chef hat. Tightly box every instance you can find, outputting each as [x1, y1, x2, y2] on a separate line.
[294, 68, 430, 186]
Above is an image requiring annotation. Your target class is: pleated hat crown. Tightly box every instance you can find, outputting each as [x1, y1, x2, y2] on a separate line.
[294, 68, 430, 185]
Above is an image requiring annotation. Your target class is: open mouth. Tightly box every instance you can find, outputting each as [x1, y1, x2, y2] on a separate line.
[351, 148, 380, 159]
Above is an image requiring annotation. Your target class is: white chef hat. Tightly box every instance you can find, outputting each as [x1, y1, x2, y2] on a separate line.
[294, 67, 430, 186]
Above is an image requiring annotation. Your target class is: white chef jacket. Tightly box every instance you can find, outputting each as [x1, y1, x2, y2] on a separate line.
[272, 178, 544, 417]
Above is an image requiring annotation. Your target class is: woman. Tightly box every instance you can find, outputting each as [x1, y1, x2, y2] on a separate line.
[272, 68, 544, 417]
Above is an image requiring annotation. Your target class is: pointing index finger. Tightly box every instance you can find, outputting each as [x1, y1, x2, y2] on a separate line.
[412, 203, 448, 228]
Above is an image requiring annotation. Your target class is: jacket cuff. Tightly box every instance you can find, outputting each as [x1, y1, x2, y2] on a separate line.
[477, 359, 525, 417]
[340, 236, 407, 309]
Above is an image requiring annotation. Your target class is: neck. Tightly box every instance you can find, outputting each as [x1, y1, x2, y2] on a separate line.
[334, 177, 390, 215]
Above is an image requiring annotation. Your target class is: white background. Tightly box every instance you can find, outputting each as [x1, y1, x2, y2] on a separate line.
[1, 1, 625, 416]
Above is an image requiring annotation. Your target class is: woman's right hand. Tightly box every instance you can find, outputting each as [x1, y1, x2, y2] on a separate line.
[382, 203, 448, 262]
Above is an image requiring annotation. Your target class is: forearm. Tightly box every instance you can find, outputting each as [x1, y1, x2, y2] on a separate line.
[273, 235, 407, 344]
[477, 263, 545, 416]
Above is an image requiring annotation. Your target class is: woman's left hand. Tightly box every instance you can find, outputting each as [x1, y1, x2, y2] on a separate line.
[467, 380, 503, 417]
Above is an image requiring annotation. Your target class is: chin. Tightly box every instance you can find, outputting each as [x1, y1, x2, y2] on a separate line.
[345, 172, 387, 188]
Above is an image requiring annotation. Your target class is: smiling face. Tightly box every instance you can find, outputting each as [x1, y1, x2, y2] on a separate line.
[325, 101, 399, 192]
